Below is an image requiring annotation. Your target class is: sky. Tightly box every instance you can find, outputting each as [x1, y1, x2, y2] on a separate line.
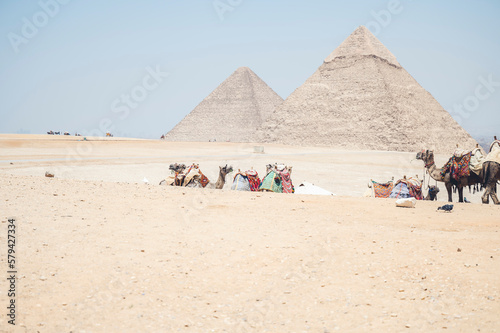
[0, 0, 499, 140]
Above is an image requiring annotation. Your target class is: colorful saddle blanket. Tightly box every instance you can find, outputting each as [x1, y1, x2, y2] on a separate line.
[231, 170, 261, 191]
[441, 151, 472, 181]
[371, 180, 393, 198]
[175, 164, 209, 187]
[231, 174, 251, 191]
[389, 178, 423, 200]
[406, 178, 423, 200]
[276, 169, 294, 193]
[246, 170, 261, 192]
[259, 170, 283, 193]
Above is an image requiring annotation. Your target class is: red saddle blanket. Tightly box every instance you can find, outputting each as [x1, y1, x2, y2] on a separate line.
[245, 170, 261, 192]
[276, 169, 294, 193]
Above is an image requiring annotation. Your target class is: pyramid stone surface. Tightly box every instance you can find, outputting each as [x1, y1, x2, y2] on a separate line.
[165, 67, 283, 142]
[256, 26, 477, 153]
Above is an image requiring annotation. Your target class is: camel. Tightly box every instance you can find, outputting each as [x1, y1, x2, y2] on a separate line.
[416, 150, 482, 203]
[481, 138, 500, 204]
[265, 163, 293, 175]
[424, 185, 440, 201]
[159, 163, 233, 189]
[260, 163, 294, 193]
[214, 165, 233, 189]
[169, 163, 187, 174]
[481, 162, 500, 204]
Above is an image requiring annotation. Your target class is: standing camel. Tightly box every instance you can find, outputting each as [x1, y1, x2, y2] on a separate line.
[481, 138, 500, 204]
[416, 150, 482, 203]
[481, 161, 500, 204]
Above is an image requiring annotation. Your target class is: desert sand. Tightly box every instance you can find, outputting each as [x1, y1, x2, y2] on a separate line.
[0, 134, 499, 332]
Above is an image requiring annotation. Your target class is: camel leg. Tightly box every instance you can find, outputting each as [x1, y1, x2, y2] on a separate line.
[492, 193, 500, 205]
[457, 187, 464, 203]
[446, 182, 453, 202]
[491, 184, 500, 205]
[482, 185, 491, 204]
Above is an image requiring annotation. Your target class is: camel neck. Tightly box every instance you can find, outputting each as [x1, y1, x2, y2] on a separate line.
[215, 172, 226, 189]
[425, 159, 442, 181]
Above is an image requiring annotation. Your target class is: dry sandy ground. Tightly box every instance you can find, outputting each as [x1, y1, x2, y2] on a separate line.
[0, 135, 499, 332]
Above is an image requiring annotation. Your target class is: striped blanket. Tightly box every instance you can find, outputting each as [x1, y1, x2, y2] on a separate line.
[389, 178, 423, 200]
[276, 169, 294, 193]
[246, 170, 261, 192]
[406, 178, 423, 200]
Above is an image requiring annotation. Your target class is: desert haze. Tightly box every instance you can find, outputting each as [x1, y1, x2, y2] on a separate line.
[0, 134, 499, 332]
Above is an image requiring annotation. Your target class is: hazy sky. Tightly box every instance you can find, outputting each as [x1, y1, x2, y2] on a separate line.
[1, 0, 499, 139]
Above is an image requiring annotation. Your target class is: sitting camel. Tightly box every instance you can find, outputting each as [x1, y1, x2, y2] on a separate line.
[260, 163, 294, 193]
[159, 164, 233, 189]
[265, 163, 293, 175]
[416, 150, 482, 203]
[214, 165, 234, 189]
[424, 185, 440, 201]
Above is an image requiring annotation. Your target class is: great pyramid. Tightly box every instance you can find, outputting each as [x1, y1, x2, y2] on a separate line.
[256, 26, 477, 153]
[165, 67, 283, 142]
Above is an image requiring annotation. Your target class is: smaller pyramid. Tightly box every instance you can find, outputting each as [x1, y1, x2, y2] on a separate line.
[165, 67, 283, 142]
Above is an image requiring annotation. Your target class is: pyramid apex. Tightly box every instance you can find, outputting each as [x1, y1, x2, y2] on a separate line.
[324, 26, 400, 67]
[354, 25, 370, 32]
[235, 66, 252, 72]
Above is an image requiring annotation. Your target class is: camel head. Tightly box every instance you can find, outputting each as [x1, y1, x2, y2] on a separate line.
[429, 185, 440, 194]
[416, 150, 434, 165]
[219, 164, 233, 176]
[288, 166, 293, 175]
[265, 164, 274, 174]
[169, 163, 186, 173]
